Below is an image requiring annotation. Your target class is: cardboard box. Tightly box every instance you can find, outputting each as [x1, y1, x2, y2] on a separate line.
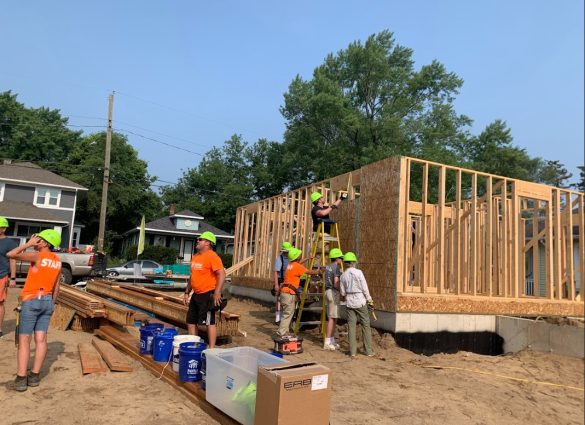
[254, 362, 332, 425]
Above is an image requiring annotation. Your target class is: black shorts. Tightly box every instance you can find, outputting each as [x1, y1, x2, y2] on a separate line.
[186, 291, 216, 326]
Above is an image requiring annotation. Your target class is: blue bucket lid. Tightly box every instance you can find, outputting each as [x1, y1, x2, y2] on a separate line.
[140, 323, 164, 331]
[179, 342, 208, 352]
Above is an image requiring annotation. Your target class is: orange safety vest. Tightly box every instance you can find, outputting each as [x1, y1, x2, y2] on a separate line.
[20, 251, 62, 301]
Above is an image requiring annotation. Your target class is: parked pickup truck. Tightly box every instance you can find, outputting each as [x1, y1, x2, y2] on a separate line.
[13, 247, 107, 284]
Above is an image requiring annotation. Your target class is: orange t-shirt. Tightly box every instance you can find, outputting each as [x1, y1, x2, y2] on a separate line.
[189, 250, 224, 294]
[281, 261, 308, 295]
[21, 251, 62, 300]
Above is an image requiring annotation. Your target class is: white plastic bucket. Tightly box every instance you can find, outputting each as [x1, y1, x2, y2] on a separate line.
[172, 335, 202, 372]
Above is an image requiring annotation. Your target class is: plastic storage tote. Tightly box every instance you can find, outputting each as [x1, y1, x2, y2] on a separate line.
[205, 346, 288, 425]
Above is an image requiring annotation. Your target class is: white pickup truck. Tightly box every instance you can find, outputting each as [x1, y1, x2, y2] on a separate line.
[10, 239, 107, 284]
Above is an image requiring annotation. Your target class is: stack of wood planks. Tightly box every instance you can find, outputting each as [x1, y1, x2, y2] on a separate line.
[87, 279, 241, 337]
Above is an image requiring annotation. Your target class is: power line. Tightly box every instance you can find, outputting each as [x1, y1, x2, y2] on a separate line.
[116, 128, 203, 156]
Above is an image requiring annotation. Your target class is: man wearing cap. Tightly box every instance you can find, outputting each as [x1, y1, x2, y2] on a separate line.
[273, 241, 292, 295]
[277, 247, 321, 337]
[7, 229, 62, 391]
[0, 216, 18, 339]
[183, 231, 226, 348]
[340, 252, 377, 359]
[323, 248, 343, 350]
[310, 192, 344, 234]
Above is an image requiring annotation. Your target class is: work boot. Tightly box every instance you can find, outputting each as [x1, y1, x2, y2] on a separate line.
[14, 375, 27, 392]
[27, 372, 40, 387]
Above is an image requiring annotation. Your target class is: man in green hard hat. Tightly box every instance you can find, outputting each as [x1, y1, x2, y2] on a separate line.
[310, 191, 345, 234]
[0, 216, 18, 339]
[340, 251, 379, 359]
[184, 231, 225, 348]
[323, 247, 343, 350]
[272, 241, 292, 323]
[7, 229, 63, 391]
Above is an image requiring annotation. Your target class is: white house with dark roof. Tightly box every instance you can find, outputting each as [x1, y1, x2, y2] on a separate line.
[121, 209, 234, 262]
[0, 160, 87, 248]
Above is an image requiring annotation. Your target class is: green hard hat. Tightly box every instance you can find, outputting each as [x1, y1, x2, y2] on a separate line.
[329, 248, 343, 259]
[199, 231, 216, 245]
[288, 247, 302, 261]
[281, 241, 292, 251]
[343, 251, 358, 262]
[38, 229, 62, 248]
[0, 216, 8, 228]
[310, 192, 322, 203]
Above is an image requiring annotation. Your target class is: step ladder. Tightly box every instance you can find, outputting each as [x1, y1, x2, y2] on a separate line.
[293, 220, 342, 336]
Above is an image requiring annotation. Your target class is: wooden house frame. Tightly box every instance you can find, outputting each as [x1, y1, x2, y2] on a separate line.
[232, 156, 584, 317]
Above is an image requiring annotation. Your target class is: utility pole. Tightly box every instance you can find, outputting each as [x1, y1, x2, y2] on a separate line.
[97, 92, 114, 252]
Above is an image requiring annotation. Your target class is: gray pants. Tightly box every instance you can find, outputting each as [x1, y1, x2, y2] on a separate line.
[347, 305, 373, 356]
[277, 293, 296, 336]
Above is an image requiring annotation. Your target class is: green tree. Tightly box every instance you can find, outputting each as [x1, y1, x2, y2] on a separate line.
[572, 166, 584, 192]
[160, 135, 253, 232]
[280, 30, 470, 183]
[63, 132, 163, 248]
[0, 91, 82, 168]
[536, 160, 573, 188]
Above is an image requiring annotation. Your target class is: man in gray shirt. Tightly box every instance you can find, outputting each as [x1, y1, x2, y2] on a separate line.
[323, 248, 343, 350]
[0, 216, 18, 339]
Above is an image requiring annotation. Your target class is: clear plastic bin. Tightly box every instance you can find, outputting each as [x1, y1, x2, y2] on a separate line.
[205, 347, 288, 425]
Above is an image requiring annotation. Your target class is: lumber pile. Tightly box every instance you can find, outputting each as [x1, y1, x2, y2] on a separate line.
[57, 285, 136, 326]
[87, 279, 240, 336]
[95, 325, 237, 425]
[77, 338, 133, 374]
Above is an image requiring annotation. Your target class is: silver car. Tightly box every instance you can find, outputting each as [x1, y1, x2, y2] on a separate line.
[106, 259, 163, 277]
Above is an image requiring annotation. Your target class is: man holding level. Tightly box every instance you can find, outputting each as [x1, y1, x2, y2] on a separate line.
[183, 231, 226, 348]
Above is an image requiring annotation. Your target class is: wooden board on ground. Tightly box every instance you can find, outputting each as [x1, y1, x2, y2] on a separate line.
[78, 343, 108, 374]
[91, 338, 134, 372]
[50, 304, 78, 331]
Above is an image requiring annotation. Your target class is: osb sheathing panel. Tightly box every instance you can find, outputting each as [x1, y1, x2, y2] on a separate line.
[397, 294, 584, 317]
[232, 276, 273, 290]
[357, 156, 402, 311]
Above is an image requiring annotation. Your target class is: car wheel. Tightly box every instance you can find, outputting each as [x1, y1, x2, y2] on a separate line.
[106, 270, 119, 278]
[60, 268, 73, 285]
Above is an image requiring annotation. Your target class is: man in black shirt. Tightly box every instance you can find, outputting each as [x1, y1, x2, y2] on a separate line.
[310, 191, 345, 233]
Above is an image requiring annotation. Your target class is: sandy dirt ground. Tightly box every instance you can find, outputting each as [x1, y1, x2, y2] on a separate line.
[0, 289, 583, 425]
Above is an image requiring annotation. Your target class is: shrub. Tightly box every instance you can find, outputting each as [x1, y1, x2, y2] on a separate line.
[124, 245, 179, 265]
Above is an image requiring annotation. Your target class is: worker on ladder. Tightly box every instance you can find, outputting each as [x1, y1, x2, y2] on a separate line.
[323, 248, 344, 350]
[310, 191, 344, 234]
[276, 247, 321, 337]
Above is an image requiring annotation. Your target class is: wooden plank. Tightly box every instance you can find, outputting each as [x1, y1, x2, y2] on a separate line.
[402, 158, 411, 293]
[566, 193, 575, 300]
[420, 163, 428, 293]
[225, 256, 254, 276]
[92, 338, 133, 372]
[511, 182, 520, 298]
[78, 343, 108, 374]
[502, 182, 508, 297]
[470, 173, 477, 296]
[554, 190, 562, 300]
[579, 193, 585, 300]
[486, 176, 493, 296]
[437, 166, 445, 294]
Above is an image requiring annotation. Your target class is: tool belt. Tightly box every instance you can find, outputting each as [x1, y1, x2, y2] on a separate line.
[281, 284, 299, 295]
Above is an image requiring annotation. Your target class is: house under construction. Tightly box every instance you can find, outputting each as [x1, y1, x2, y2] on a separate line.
[230, 156, 584, 336]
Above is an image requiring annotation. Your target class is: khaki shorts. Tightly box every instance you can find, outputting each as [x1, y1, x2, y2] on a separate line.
[325, 288, 340, 319]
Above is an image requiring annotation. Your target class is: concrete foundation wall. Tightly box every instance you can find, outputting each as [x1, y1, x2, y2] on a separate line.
[496, 316, 584, 358]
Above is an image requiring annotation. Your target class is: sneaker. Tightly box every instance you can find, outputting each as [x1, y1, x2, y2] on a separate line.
[27, 372, 40, 387]
[333, 342, 341, 350]
[14, 375, 27, 392]
[323, 343, 336, 351]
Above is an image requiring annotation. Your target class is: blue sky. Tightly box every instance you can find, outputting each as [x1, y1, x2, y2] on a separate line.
[1, 1, 583, 187]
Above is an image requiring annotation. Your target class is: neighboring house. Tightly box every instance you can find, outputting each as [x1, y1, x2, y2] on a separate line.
[0, 160, 87, 249]
[121, 209, 234, 262]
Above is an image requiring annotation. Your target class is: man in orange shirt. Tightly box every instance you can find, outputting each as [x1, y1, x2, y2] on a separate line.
[7, 229, 62, 392]
[277, 247, 321, 337]
[183, 231, 226, 348]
